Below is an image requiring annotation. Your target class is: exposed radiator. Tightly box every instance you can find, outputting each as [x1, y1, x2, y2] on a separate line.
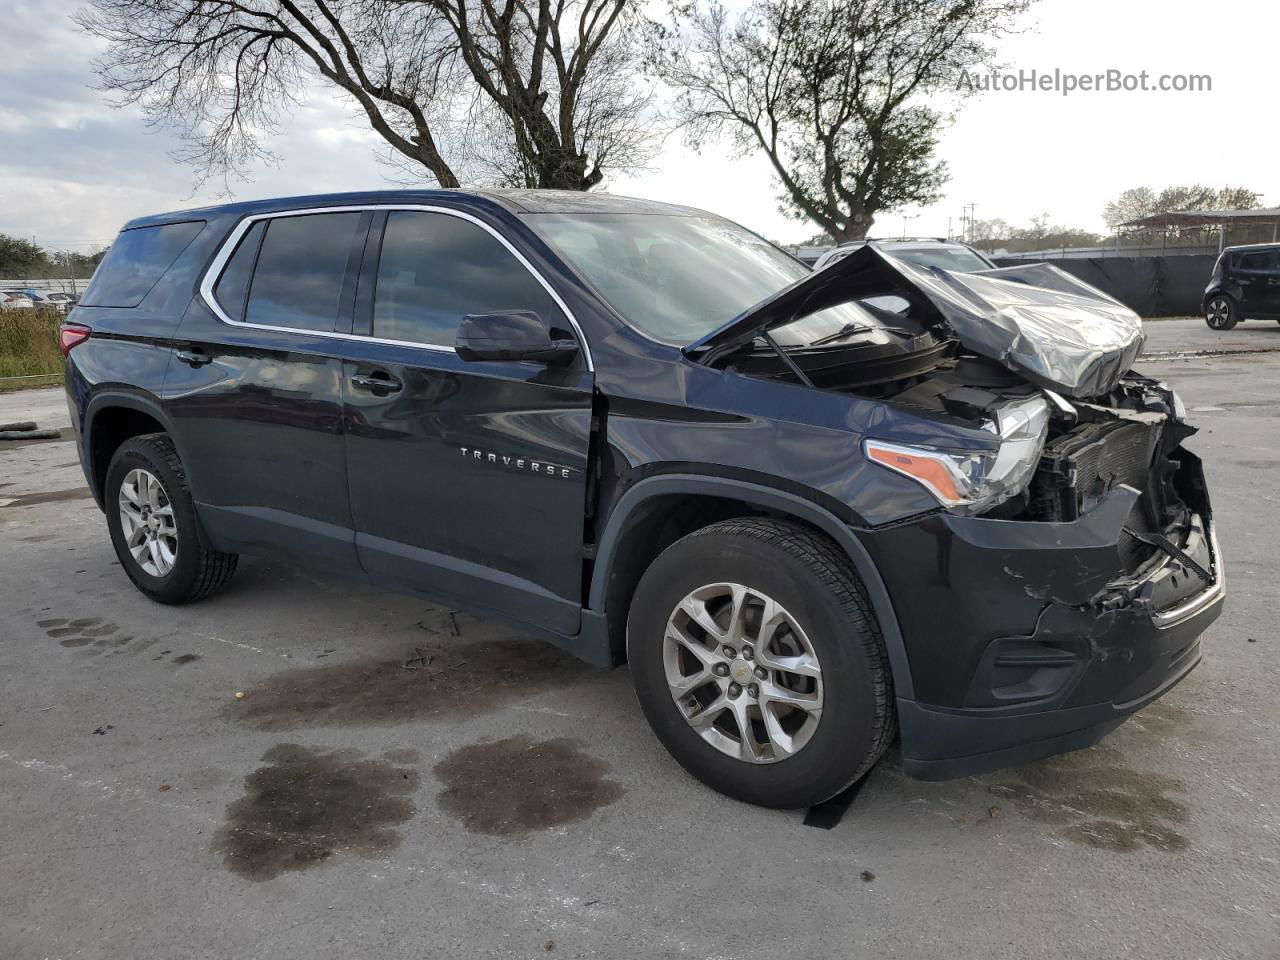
[1028, 418, 1166, 573]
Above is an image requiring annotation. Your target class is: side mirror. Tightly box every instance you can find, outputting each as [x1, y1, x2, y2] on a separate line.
[454, 311, 580, 366]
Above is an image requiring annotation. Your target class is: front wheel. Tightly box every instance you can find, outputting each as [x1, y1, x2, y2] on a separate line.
[105, 434, 237, 604]
[627, 518, 895, 808]
[1205, 294, 1239, 330]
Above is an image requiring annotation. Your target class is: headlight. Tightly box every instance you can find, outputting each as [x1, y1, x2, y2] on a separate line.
[864, 396, 1050, 515]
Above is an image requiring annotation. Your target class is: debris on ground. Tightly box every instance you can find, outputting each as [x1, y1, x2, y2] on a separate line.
[403, 646, 433, 670]
[92, 725, 114, 735]
[158, 784, 171, 792]
[415, 610, 462, 637]
[860, 870, 876, 882]
[0, 421, 61, 441]
[234, 691, 245, 700]
[989, 806, 1002, 818]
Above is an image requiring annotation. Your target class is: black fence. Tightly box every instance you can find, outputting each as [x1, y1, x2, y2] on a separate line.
[993, 255, 1216, 318]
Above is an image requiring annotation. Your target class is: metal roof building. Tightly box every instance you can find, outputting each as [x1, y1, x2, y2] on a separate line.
[1120, 208, 1280, 249]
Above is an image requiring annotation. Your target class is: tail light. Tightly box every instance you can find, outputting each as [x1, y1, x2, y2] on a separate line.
[59, 322, 92, 356]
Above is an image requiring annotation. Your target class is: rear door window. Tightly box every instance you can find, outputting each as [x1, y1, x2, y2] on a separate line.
[81, 220, 205, 307]
[244, 212, 364, 331]
[371, 211, 566, 347]
[1236, 251, 1280, 272]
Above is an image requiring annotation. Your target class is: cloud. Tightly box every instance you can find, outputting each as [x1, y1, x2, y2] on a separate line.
[0, 0, 399, 249]
[3, 0, 1276, 253]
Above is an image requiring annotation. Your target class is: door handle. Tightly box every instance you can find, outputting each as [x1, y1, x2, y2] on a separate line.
[350, 371, 402, 393]
[176, 347, 212, 367]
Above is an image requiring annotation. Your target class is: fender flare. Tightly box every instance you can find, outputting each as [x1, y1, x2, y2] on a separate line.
[588, 474, 914, 699]
[82, 391, 181, 505]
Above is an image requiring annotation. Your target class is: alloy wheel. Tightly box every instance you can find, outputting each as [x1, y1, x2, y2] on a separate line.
[662, 582, 823, 763]
[1206, 297, 1232, 328]
[118, 467, 178, 577]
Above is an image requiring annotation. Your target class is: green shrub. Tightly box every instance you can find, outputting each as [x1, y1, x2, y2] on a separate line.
[0, 307, 65, 378]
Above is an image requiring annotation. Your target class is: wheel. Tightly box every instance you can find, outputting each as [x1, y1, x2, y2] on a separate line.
[627, 518, 895, 808]
[105, 434, 237, 604]
[1205, 294, 1239, 330]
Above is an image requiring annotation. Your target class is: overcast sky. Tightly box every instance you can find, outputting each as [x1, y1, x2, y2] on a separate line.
[2, 0, 1274, 252]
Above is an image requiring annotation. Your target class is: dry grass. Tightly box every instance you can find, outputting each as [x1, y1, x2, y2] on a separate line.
[0, 308, 64, 379]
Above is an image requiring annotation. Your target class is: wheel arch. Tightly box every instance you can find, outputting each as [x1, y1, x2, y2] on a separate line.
[588, 474, 913, 698]
[84, 392, 179, 507]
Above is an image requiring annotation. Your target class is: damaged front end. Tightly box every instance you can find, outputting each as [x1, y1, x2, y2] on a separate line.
[688, 246, 1224, 778]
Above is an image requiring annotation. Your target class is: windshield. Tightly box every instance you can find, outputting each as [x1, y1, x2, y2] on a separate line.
[886, 245, 993, 273]
[527, 212, 896, 347]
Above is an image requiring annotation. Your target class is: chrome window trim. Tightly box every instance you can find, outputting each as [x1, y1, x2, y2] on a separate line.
[197, 203, 594, 371]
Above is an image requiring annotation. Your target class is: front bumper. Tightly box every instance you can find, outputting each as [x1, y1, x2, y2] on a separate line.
[860, 453, 1224, 780]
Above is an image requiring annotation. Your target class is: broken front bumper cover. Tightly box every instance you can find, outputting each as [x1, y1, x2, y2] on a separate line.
[860, 457, 1224, 780]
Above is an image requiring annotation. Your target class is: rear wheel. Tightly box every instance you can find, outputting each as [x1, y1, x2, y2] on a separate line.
[627, 518, 895, 808]
[1205, 294, 1239, 329]
[105, 434, 237, 604]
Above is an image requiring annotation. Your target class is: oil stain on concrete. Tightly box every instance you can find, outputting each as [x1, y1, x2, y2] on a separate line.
[213, 744, 420, 881]
[36, 616, 176, 660]
[434, 735, 624, 836]
[990, 743, 1188, 852]
[39, 617, 122, 649]
[0, 487, 92, 508]
[228, 636, 591, 730]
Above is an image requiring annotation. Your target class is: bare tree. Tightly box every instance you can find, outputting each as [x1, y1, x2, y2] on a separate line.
[76, 0, 658, 191]
[655, 0, 1033, 241]
[427, 0, 658, 189]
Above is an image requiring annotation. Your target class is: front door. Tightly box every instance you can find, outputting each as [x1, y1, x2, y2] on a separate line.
[339, 209, 594, 634]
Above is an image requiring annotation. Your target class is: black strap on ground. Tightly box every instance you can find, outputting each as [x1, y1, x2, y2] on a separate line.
[803, 774, 870, 829]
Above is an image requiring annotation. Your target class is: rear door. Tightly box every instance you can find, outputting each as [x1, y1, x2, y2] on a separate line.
[338, 208, 594, 634]
[165, 209, 371, 567]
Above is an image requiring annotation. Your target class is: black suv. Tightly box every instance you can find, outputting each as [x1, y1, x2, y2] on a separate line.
[1204, 243, 1280, 329]
[62, 190, 1224, 809]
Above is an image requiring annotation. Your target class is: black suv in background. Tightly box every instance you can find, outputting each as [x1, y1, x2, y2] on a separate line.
[1204, 243, 1280, 329]
[61, 190, 1224, 809]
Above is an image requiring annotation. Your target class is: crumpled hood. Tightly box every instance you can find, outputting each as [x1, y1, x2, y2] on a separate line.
[684, 246, 1145, 399]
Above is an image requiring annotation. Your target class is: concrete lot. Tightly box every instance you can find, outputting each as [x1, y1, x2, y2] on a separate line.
[1, 317, 1277, 959]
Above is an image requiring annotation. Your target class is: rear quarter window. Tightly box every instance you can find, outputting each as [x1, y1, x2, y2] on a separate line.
[81, 220, 206, 307]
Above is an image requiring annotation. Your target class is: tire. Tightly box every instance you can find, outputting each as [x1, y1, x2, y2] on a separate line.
[105, 433, 237, 604]
[627, 517, 895, 808]
[1205, 294, 1239, 330]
